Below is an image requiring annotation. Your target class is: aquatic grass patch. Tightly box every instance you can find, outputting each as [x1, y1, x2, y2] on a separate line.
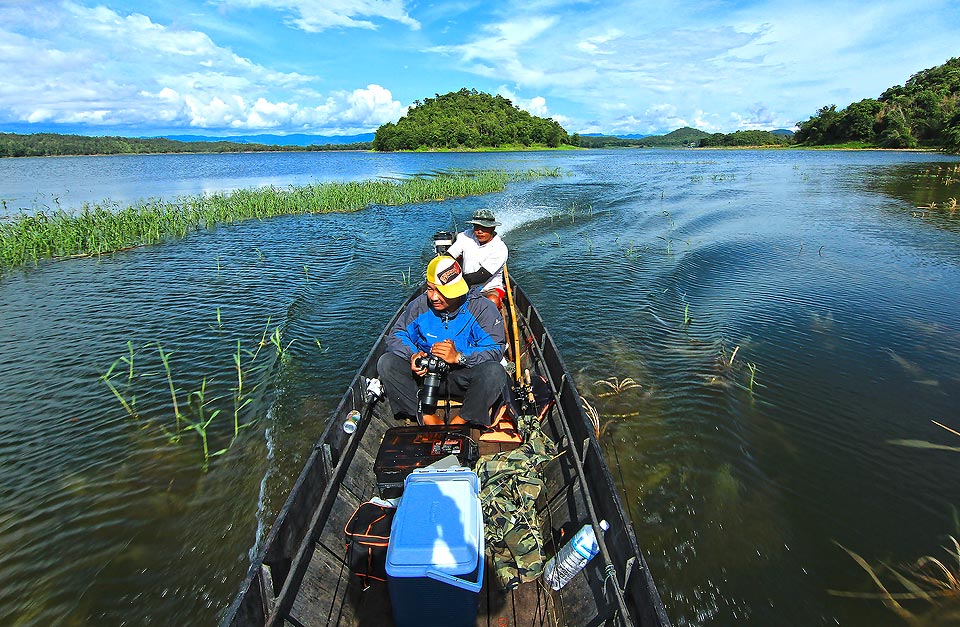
[829, 536, 960, 622]
[101, 317, 297, 471]
[830, 424, 960, 621]
[393, 265, 416, 288]
[546, 200, 594, 225]
[0, 168, 562, 271]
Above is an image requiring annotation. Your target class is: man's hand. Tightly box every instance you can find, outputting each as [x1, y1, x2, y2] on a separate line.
[410, 351, 428, 375]
[430, 339, 460, 365]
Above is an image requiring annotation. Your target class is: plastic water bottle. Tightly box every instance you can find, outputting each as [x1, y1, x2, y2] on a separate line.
[542, 520, 609, 590]
[342, 410, 361, 434]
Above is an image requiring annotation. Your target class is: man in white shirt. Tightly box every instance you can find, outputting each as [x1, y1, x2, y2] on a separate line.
[447, 209, 509, 308]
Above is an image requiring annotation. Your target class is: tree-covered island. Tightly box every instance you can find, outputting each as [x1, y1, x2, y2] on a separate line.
[372, 88, 574, 151]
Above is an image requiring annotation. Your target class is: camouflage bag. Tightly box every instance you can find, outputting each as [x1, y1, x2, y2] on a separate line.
[476, 413, 558, 590]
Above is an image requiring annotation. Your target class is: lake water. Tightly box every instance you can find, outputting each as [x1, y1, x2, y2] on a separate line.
[1, 149, 960, 626]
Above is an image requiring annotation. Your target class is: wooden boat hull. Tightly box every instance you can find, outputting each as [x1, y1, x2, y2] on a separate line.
[222, 283, 670, 627]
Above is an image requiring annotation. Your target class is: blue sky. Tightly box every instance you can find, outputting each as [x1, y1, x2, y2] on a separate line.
[1, 0, 958, 138]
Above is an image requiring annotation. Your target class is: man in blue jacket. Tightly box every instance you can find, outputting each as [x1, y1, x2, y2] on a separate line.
[377, 255, 511, 426]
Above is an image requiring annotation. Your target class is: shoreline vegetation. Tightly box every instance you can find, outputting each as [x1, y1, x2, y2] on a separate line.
[0, 168, 561, 272]
[0, 132, 374, 158]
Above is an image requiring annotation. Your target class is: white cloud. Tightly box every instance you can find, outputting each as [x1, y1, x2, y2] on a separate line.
[216, 0, 420, 32]
[495, 86, 550, 118]
[576, 29, 622, 55]
[430, 17, 555, 86]
[0, 1, 405, 133]
[3, 0, 959, 137]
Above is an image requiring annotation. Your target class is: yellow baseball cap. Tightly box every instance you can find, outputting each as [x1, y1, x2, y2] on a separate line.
[426, 255, 468, 299]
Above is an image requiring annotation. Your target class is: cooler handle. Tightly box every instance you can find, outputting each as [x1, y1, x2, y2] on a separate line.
[425, 566, 483, 593]
[424, 525, 485, 593]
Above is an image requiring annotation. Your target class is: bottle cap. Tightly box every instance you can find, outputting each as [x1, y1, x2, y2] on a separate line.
[599, 520, 609, 532]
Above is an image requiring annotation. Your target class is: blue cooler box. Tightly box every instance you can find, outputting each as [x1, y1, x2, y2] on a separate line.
[385, 468, 484, 627]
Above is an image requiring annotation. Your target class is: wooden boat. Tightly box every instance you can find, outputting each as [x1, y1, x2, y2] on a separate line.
[222, 273, 670, 627]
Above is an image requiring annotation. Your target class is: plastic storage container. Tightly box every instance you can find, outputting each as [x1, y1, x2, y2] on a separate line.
[374, 426, 479, 497]
[385, 468, 484, 627]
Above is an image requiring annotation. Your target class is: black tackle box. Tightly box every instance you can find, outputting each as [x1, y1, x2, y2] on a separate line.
[374, 426, 479, 498]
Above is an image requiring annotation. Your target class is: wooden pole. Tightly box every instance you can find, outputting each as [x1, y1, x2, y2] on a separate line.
[502, 264, 522, 384]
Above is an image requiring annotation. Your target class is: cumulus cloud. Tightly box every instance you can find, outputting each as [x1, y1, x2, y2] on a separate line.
[4, 0, 958, 137]
[494, 86, 553, 120]
[217, 0, 420, 32]
[0, 1, 405, 133]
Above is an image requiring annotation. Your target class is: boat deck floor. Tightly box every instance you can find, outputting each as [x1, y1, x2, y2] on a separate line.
[280, 405, 589, 627]
[289, 542, 557, 627]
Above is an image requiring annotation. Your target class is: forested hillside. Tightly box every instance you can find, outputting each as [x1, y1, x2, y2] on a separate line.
[0, 133, 369, 157]
[796, 57, 960, 151]
[698, 130, 792, 147]
[372, 88, 571, 151]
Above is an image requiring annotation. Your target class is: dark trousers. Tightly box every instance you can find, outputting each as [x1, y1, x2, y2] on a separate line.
[376, 352, 511, 426]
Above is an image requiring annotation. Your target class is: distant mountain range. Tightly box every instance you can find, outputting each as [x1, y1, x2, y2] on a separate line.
[159, 133, 375, 146]
[584, 129, 794, 140]
[582, 132, 650, 139]
[160, 129, 794, 146]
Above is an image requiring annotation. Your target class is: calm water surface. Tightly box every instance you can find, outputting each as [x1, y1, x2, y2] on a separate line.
[2, 149, 960, 626]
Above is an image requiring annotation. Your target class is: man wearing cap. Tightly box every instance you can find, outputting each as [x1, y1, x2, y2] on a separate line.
[447, 209, 509, 308]
[377, 255, 511, 426]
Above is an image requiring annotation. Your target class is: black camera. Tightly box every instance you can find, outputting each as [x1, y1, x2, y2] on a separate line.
[415, 354, 449, 410]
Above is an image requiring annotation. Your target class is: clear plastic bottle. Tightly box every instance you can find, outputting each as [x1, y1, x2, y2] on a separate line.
[542, 520, 609, 590]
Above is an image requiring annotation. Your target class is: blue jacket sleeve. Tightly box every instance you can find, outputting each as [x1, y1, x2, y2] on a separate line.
[386, 295, 429, 359]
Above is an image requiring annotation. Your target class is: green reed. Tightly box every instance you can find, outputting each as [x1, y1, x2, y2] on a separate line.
[830, 426, 960, 622]
[100, 318, 298, 471]
[0, 168, 562, 270]
[747, 362, 758, 392]
[156, 343, 183, 436]
[394, 265, 414, 288]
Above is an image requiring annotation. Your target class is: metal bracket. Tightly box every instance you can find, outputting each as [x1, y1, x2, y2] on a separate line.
[321, 443, 334, 479]
[622, 556, 636, 592]
[260, 563, 276, 618]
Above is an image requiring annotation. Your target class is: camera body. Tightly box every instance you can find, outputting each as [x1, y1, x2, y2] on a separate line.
[415, 354, 449, 410]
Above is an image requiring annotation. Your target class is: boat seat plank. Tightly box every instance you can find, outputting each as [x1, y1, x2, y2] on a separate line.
[507, 581, 556, 627]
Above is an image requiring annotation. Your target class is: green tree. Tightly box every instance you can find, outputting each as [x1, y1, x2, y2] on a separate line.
[795, 105, 841, 144]
[877, 109, 917, 148]
[836, 99, 882, 142]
